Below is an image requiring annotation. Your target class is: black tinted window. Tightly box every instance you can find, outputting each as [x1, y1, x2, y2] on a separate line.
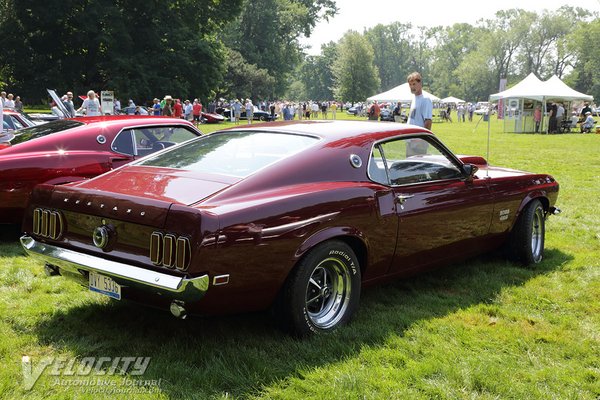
[10, 120, 83, 145]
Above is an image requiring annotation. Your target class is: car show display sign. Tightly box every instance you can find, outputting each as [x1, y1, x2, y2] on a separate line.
[101, 91, 114, 115]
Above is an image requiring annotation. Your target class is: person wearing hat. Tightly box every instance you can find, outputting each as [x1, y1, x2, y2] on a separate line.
[244, 98, 254, 124]
[162, 95, 173, 116]
[231, 99, 242, 125]
[152, 98, 161, 115]
[581, 111, 596, 133]
[183, 100, 193, 121]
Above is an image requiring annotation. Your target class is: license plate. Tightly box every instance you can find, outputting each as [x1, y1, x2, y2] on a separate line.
[89, 272, 121, 300]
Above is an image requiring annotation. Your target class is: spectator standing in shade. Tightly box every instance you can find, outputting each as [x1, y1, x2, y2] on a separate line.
[162, 95, 173, 116]
[580, 102, 592, 118]
[184, 100, 193, 121]
[152, 98, 162, 115]
[173, 99, 183, 118]
[63, 92, 76, 117]
[77, 90, 101, 116]
[114, 98, 121, 114]
[14, 96, 23, 111]
[231, 99, 242, 124]
[4, 93, 15, 109]
[245, 98, 254, 124]
[330, 101, 338, 119]
[534, 105, 542, 133]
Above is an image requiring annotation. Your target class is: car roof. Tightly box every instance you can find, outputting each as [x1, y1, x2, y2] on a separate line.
[67, 115, 194, 127]
[218, 120, 432, 144]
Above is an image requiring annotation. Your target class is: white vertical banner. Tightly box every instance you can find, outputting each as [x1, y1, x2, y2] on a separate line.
[101, 91, 114, 115]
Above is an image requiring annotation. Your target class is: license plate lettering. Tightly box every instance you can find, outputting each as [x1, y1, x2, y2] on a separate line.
[89, 272, 121, 300]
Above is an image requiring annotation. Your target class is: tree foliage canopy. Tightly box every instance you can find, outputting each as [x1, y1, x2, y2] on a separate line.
[331, 31, 380, 103]
[0, 0, 243, 103]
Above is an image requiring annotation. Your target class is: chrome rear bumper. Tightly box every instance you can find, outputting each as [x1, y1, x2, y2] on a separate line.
[20, 235, 208, 301]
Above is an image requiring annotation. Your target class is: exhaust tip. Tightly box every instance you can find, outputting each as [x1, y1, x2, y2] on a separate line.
[170, 301, 187, 319]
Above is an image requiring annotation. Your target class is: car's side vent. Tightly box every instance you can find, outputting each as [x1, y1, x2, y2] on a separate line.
[32, 208, 64, 240]
[149, 232, 191, 271]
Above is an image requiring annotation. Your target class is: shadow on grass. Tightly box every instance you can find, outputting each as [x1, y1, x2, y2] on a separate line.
[28, 248, 571, 398]
[0, 224, 26, 257]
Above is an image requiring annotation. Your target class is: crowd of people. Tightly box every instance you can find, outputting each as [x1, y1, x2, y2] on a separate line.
[2, 84, 597, 134]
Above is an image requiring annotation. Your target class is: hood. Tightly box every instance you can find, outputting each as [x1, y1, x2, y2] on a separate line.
[78, 166, 239, 205]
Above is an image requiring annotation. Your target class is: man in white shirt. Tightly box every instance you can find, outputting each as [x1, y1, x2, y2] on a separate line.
[407, 72, 433, 130]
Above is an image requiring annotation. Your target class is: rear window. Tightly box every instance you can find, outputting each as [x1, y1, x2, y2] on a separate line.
[10, 120, 83, 145]
[137, 131, 319, 178]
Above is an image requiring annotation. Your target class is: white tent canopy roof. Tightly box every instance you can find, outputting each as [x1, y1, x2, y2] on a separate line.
[441, 96, 466, 104]
[489, 73, 593, 102]
[367, 82, 440, 103]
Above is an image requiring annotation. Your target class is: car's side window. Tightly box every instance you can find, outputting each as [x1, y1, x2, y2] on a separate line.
[113, 126, 198, 157]
[376, 137, 462, 186]
[111, 129, 135, 155]
[368, 145, 389, 185]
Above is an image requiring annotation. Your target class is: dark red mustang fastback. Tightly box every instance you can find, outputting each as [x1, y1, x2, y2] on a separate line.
[20, 121, 559, 336]
[0, 116, 201, 223]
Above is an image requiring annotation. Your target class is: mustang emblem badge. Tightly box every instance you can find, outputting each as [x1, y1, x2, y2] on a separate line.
[92, 226, 110, 249]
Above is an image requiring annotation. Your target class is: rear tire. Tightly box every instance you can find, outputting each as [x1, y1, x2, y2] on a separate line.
[507, 199, 545, 266]
[279, 240, 361, 337]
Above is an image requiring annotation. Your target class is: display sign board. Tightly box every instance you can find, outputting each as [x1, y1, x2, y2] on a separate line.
[101, 91, 114, 115]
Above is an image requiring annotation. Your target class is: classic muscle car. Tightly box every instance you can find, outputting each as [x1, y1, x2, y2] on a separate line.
[0, 116, 201, 223]
[20, 120, 560, 336]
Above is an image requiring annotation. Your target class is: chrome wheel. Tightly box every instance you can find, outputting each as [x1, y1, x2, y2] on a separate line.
[531, 205, 544, 262]
[279, 240, 361, 336]
[305, 258, 352, 329]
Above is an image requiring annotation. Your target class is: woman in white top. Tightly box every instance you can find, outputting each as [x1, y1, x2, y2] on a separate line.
[77, 90, 101, 116]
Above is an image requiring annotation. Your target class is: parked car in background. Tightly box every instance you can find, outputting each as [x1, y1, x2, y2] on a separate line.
[21, 120, 560, 336]
[2, 108, 37, 132]
[201, 112, 225, 123]
[379, 107, 395, 122]
[220, 107, 277, 121]
[0, 116, 201, 224]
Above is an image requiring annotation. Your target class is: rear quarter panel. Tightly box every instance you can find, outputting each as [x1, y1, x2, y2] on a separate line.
[192, 182, 396, 314]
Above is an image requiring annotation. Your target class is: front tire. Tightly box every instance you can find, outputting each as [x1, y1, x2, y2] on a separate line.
[279, 240, 361, 337]
[507, 199, 545, 265]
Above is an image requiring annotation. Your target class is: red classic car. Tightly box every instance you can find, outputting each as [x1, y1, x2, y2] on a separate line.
[0, 116, 201, 224]
[20, 121, 559, 336]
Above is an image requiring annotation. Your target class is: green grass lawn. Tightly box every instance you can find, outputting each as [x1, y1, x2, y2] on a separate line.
[1, 114, 599, 399]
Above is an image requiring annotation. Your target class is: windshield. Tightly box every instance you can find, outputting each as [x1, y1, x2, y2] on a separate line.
[10, 120, 83, 145]
[138, 131, 319, 178]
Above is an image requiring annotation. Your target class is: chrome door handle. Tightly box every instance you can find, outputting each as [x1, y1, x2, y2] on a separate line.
[395, 194, 414, 204]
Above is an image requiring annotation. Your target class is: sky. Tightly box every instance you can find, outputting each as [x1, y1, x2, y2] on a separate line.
[301, 0, 600, 55]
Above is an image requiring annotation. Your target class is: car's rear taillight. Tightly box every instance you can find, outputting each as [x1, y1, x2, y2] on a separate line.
[150, 232, 191, 271]
[33, 208, 64, 240]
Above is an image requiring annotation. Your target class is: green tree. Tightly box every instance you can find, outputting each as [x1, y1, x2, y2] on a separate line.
[429, 23, 481, 99]
[218, 49, 276, 101]
[331, 31, 380, 103]
[224, 0, 337, 98]
[0, 0, 243, 103]
[295, 41, 337, 100]
[568, 18, 600, 100]
[365, 22, 413, 91]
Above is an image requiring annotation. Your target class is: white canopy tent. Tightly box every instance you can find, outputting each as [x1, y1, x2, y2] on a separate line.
[367, 83, 440, 103]
[489, 73, 593, 133]
[441, 96, 465, 104]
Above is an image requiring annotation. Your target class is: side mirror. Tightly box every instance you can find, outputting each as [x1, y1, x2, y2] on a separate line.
[462, 163, 479, 181]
